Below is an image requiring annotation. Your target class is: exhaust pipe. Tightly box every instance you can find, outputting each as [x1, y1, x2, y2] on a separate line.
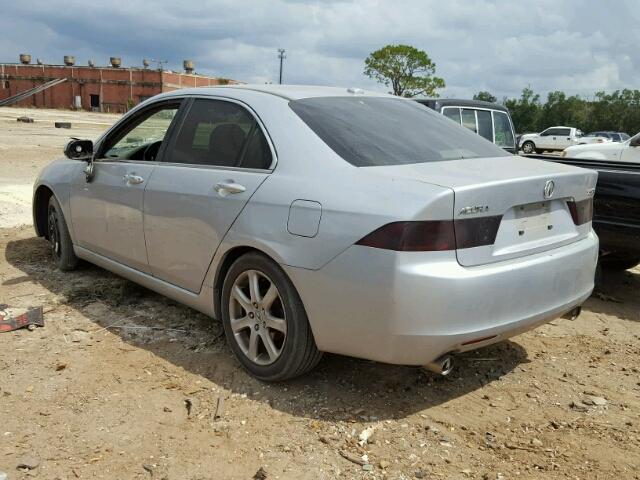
[423, 354, 454, 376]
[561, 306, 581, 321]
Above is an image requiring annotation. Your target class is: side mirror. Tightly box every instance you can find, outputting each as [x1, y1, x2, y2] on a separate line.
[64, 138, 93, 161]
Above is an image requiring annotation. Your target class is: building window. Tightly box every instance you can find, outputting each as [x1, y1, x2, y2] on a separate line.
[90, 94, 100, 108]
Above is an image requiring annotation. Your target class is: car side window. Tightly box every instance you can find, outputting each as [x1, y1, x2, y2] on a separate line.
[493, 111, 514, 148]
[540, 129, 550, 136]
[476, 110, 493, 142]
[168, 99, 272, 169]
[461, 108, 477, 133]
[557, 128, 571, 136]
[101, 104, 180, 161]
[442, 107, 461, 124]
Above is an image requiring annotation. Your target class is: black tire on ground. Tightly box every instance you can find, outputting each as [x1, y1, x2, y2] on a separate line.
[535, 149, 544, 154]
[221, 252, 322, 381]
[600, 256, 640, 272]
[47, 195, 79, 271]
[522, 141, 536, 154]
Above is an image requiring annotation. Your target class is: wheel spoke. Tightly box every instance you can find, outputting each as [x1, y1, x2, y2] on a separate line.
[232, 285, 251, 312]
[247, 330, 259, 361]
[261, 331, 279, 361]
[261, 284, 278, 310]
[230, 315, 252, 333]
[265, 313, 286, 334]
[248, 271, 261, 303]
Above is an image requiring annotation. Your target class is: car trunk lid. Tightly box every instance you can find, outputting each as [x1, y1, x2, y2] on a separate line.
[367, 156, 597, 266]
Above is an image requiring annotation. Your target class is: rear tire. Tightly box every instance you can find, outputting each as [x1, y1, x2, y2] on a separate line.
[221, 252, 322, 381]
[522, 141, 536, 154]
[47, 195, 79, 271]
[600, 256, 640, 272]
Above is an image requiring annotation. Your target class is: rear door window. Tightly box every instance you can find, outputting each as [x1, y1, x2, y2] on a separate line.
[556, 128, 571, 136]
[476, 110, 493, 142]
[493, 111, 515, 148]
[168, 99, 272, 169]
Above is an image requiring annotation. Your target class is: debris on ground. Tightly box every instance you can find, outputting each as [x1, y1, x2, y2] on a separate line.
[54, 121, 71, 129]
[214, 396, 224, 421]
[358, 425, 376, 446]
[594, 292, 622, 303]
[16, 116, 34, 123]
[0, 304, 44, 332]
[339, 450, 366, 466]
[253, 466, 267, 480]
[16, 454, 40, 470]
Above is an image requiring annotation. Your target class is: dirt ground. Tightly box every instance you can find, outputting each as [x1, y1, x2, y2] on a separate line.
[0, 106, 639, 480]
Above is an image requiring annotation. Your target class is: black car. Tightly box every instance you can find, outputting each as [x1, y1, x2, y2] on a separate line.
[536, 155, 640, 271]
[415, 99, 517, 153]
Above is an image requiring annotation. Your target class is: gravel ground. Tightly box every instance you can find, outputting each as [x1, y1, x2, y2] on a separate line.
[0, 106, 639, 480]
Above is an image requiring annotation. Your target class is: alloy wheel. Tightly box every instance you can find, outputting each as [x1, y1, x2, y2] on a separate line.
[47, 207, 61, 260]
[229, 269, 287, 365]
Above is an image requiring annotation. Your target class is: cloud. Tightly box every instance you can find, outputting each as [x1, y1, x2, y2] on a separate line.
[0, 0, 638, 98]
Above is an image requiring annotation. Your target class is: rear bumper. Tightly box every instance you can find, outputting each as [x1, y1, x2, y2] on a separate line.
[286, 231, 598, 365]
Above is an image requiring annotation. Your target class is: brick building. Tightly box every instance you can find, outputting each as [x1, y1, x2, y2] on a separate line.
[0, 55, 237, 113]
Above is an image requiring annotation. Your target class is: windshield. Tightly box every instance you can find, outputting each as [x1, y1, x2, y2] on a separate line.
[289, 97, 510, 167]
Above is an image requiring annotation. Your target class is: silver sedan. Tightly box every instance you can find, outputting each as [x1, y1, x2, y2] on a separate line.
[33, 85, 598, 380]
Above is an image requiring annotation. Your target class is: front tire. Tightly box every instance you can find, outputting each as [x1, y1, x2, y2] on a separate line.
[47, 195, 78, 271]
[221, 252, 322, 381]
[522, 141, 536, 154]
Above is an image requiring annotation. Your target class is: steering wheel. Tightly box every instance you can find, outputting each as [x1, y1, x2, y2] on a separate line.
[142, 141, 163, 161]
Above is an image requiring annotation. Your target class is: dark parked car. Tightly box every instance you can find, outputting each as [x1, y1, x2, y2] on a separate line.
[535, 155, 640, 271]
[415, 99, 517, 153]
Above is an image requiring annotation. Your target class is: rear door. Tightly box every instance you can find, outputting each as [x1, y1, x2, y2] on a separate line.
[143, 97, 274, 293]
[70, 100, 182, 273]
[554, 128, 573, 149]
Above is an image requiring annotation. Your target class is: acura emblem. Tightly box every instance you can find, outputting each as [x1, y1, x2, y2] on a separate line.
[543, 180, 555, 199]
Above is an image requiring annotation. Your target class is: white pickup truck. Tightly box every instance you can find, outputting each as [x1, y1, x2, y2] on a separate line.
[519, 126, 584, 154]
[562, 132, 640, 162]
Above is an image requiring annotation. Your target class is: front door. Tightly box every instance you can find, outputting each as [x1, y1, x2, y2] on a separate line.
[69, 101, 182, 273]
[143, 98, 274, 293]
[537, 128, 554, 149]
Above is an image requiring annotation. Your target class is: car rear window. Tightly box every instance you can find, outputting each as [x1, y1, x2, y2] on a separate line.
[289, 97, 510, 167]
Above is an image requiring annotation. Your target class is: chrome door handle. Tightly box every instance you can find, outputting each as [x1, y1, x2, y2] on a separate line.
[215, 180, 246, 196]
[123, 174, 144, 185]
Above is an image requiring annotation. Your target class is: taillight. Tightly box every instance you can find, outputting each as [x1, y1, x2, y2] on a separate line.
[355, 216, 502, 251]
[454, 216, 502, 249]
[355, 221, 456, 251]
[567, 198, 593, 225]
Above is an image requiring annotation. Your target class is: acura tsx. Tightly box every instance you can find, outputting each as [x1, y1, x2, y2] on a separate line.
[33, 85, 598, 380]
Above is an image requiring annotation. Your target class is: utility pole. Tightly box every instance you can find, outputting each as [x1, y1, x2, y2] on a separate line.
[277, 49, 286, 84]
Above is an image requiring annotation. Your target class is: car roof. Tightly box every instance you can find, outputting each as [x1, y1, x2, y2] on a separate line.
[415, 98, 510, 113]
[158, 84, 394, 101]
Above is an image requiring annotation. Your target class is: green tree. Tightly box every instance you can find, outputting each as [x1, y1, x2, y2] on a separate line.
[504, 87, 542, 133]
[473, 91, 497, 103]
[364, 44, 445, 97]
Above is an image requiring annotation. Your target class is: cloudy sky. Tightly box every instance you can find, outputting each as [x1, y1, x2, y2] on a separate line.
[1, 0, 637, 99]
